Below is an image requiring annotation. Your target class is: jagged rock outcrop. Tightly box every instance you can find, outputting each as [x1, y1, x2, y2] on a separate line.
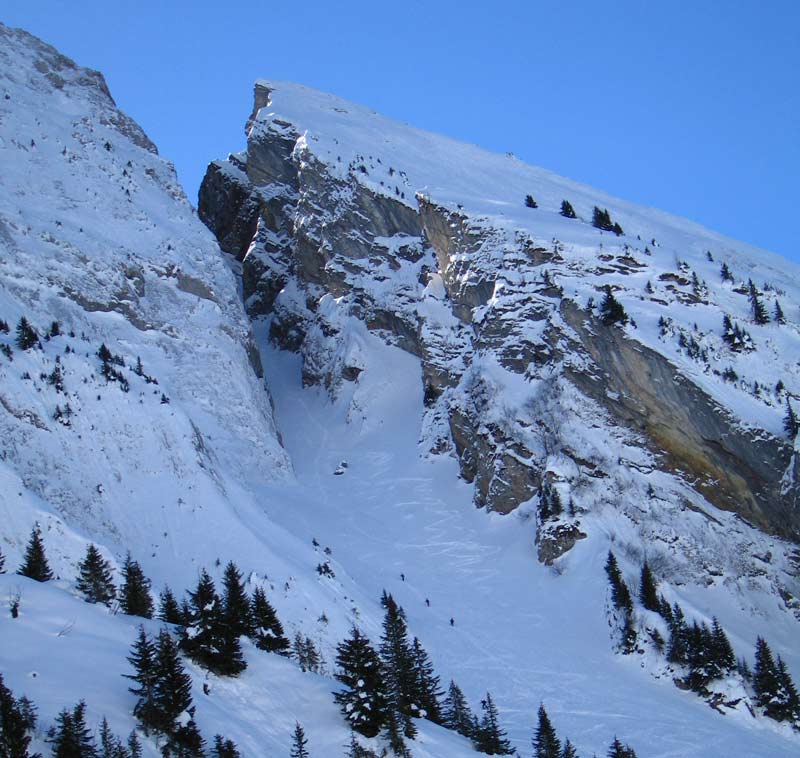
[199, 81, 799, 543]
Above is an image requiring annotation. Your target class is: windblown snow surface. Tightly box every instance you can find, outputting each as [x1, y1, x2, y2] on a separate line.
[1, 25, 799, 758]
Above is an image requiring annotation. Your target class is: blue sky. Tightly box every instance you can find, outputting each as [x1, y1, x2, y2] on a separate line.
[4, 1, 799, 262]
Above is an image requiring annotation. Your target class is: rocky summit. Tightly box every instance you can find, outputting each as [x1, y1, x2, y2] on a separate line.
[1, 25, 799, 758]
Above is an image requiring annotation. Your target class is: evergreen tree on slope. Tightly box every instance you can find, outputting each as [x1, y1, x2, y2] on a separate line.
[124, 626, 160, 735]
[532, 703, 560, 758]
[290, 723, 310, 758]
[379, 593, 419, 728]
[153, 629, 193, 736]
[158, 586, 184, 626]
[442, 680, 475, 738]
[18, 525, 53, 582]
[48, 701, 97, 758]
[0, 673, 37, 758]
[211, 735, 241, 758]
[221, 561, 251, 639]
[334, 627, 388, 738]
[411, 637, 443, 724]
[607, 737, 637, 757]
[181, 568, 221, 668]
[475, 692, 512, 755]
[76, 544, 116, 606]
[639, 561, 659, 613]
[250, 586, 290, 655]
[119, 553, 153, 618]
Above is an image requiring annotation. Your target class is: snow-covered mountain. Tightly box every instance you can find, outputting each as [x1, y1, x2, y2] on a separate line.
[1, 23, 799, 758]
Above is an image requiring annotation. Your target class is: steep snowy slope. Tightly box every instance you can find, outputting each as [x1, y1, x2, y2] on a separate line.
[2, 23, 800, 758]
[0, 23, 291, 580]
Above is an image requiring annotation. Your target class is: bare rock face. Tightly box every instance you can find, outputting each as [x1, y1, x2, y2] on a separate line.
[537, 522, 588, 565]
[199, 82, 799, 544]
[558, 301, 797, 539]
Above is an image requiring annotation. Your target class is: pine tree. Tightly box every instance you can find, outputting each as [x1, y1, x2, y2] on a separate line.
[0, 547, 5, 574]
[561, 739, 579, 758]
[775, 657, 800, 725]
[684, 621, 715, 692]
[17, 525, 53, 582]
[211, 735, 241, 758]
[158, 586, 184, 626]
[345, 732, 376, 758]
[76, 544, 116, 606]
[667, 603, 688, 665]
[411, 637, 443, 724]
[48, 701, 98, 758]
[293, 633, 322, 674]
[153, 629, 193, 735]
[379, 593, 419, 725]
[0, 673, 37, 758]
[442, 680, 474, 738]
[127, 731, 142, 758]
[784, 400, 799, 439]
[709, 618, 735, 677]
[639, 562, 659, 612]
[748, 279, 769, 324]
[124, 626, 159, 735]
[560, 200, 576, 219]
[221, 561, 252, 639]
[15, 317, 37, 351]
[384, 709, 411, 758]
[99, 717, 128, 758]
[604, 552, 632, 614]
[119, 553, 153, 618]
[753, 636, 782, 719]
[774, 300, 785, 324]
[607, 737, 637, 757]
[181, 569, 224, 672]
[599, 286, 628, 327]
[525, 195, 538, 209]
[166, 717, 204, 758]
[605, 551, 636, 653]
[334, 627, 389, 738]
[532, 703, 560, 758]
[592, 207, 621, 234]
[475, 692, 512, 755]
[290, 722, 310, 758]
[250, 586, 290, 654]
[720, 262, 734, 282]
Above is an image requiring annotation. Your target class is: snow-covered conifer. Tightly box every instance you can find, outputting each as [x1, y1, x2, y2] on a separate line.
[76, 544, 116, 606]
[18, 525, 53, 582]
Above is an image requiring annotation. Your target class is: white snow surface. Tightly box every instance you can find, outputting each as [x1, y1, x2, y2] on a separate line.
[0, 26, 799, 758]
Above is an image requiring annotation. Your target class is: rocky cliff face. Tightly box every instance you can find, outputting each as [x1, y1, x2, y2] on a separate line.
[200, 81, 799, 544]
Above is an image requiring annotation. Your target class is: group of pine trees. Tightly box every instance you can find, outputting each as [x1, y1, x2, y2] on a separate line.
[538, 482, 563, 522]
[522, 196, 613, 227]
[591, 207, 623, 236]
[721, 314, 754, 353]
[604, 551, 800, 728]
[125, 624, 229, 756]
[333, 590, 517, 755]
[162, 561, 290, 678]
[11, 525, 292, 678]
[531, 702, 638, 758]
[753, 637, 800, 727]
